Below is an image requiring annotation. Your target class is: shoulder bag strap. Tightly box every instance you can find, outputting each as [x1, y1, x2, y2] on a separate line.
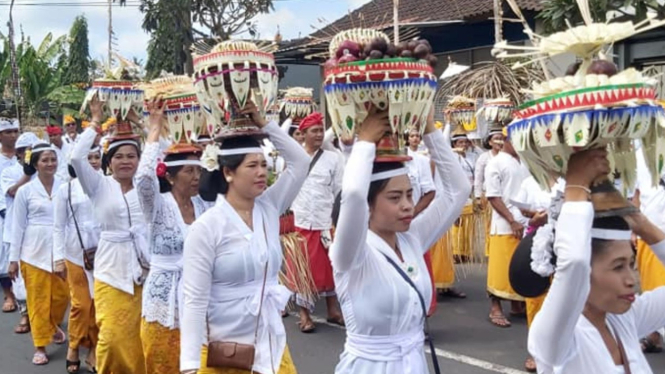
[307, 149, 324, 176]
[68, 182, 86, 250]
[381, 253, 441, 374]
[611, 324, 632, 374]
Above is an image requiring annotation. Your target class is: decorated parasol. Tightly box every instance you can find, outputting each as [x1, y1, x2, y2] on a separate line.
[323, 28, 438, 162]
[493, 0, 665, 216]
[192, 40, 279, 139]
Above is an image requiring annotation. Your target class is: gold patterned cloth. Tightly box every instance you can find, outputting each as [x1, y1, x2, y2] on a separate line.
[487, 235, 525, 301]
[198, 345, 298, 374]
[429, 232, 455, 289]
[94, 280, 146, 374]
[140, 319, 180, 374]
[20, 261, 69, 347]
[636, 239, 665, 292]
[65, 260, 98, 350]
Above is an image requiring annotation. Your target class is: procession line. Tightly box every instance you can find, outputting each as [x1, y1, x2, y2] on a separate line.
[306, 314, 528, 374]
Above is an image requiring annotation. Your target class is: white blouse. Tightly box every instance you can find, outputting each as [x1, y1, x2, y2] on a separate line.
[53, 179, 101, 268]
[71, 128, 149, 295]
[136, 142, 211, 329]
[180, 121, 309, 373]
[529, 202, 665, 374]
[473, 151, 496, 198]
[330, 130, 471, 374]
[1, 164, 31, 245]
[9, 177, 63, 273]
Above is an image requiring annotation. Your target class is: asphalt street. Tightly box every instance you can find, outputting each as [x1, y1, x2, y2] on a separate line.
[1, 265, 663, 374]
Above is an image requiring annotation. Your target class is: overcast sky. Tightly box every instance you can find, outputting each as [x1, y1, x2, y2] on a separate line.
[3, 0, 372, 63]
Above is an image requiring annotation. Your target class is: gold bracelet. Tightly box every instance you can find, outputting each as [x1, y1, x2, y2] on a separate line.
[565, 184, 592, 194]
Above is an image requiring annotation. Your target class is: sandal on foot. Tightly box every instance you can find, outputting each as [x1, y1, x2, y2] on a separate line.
[53, 328, 66, 345]
[14, 321, 30, 334]
[66, 360, 81, 374]
[439, 288, 467, 299]
[524, 357, 537, 372]
[326, 316, 345, 327]
[641, 337, 664, 353]
[489, 312, 511, 328]
[2, 298, 16, 313]
[298, 320, 316, 333]
[32, 351, 49, 365]
[85, 360, 97, 373]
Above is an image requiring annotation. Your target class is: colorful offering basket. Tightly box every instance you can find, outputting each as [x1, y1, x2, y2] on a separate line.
[192, 40, 279, 138]
[493, 3, 665, 201]
[280, 87, 316, 124]
[477, 98, 514, 125]
[446, 96, 477, 131]
[140, 75, 205, 154]
[324, 57, 437, 162]
[82, 80, 144, 121]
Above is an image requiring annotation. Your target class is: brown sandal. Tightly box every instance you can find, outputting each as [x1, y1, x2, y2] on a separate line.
[14, 319, 30, 334]
[524, 357, 537, 372]
[2, 297, 16, 313]
[298, 320, 316, 333]
[489, 311, 511, 328]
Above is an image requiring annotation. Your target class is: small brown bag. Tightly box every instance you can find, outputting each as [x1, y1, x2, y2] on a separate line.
[69, 182, 97, 271]
[206, 221, 270, 371]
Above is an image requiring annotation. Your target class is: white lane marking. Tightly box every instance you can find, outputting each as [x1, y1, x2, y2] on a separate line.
[427, 347, 529, 374]
[303, 314, 528, 374]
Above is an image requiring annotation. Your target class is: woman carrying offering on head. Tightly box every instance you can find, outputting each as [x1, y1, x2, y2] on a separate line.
[330, 107, 471, 374]
[179, 101, 309, 374]
[528, 148, 665, 373]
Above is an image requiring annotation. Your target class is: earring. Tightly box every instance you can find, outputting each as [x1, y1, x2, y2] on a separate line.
[226, 177, 232, 183]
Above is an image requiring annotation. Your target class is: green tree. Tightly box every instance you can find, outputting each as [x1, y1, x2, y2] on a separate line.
[139, 0, 274, 77]
[62, 15, 91, 85]
[538, 0, 665, 33]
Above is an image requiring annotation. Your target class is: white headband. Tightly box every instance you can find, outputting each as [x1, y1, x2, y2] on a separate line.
[107, 140, 139, 152]
[370, 167, 409, 182]
[164, 159, 202, 167]
[591, 228, 632, 241]
[219, 147, 263, 156]
[32, 145, 57, 154]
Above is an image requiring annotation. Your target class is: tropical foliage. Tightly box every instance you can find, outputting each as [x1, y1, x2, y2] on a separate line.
[62, 15, 91, 86]
[538, 0, 665, 33]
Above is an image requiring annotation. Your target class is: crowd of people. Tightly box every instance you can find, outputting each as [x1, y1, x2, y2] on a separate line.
[0, 90, 664, 374]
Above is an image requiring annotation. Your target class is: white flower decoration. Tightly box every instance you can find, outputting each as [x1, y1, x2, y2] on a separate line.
[201, 144, 221, 172]
[530, 222, 556, 277]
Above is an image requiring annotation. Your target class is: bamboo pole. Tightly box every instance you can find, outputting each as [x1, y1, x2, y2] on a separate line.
[393, 0, 400, 44]
[108, 0, 113, 69]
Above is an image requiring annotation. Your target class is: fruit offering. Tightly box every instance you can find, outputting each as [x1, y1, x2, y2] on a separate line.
[323, 28, 437, 162]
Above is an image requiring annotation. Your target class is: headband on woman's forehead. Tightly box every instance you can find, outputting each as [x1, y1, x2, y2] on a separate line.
[219, 147, 263, 156]
[107, 140, 139, 153]
[590, 228, 632, 241]
[370, 167, 409, 182]
[164, 159, 202, 167]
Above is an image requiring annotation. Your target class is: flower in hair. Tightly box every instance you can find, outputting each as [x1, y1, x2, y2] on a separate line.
[156, 162, 167, 177]
[24, 149, 32, 165]
[530, 222, 555, 277]
[201, 144, 221, 172]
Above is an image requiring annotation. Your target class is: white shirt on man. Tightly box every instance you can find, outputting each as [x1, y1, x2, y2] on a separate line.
[291, 149, 343, 231]
[485, 152, 530, 235]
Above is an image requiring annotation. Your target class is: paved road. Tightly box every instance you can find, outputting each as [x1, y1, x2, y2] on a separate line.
[1, 266, 664, 373]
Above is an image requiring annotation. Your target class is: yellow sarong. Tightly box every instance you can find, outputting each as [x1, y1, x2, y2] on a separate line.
[141, 319, 180, 374]
[526, 292, 547, 328]
[451, 204, 474, 259]
[487, 235, 524, 301]
[66, 260, 98, 350]
[20, 261, 69, 347]
[636, 239, 665, 292]
[429, 232, 455, 289]
[198, 345, 297, 374]
[95, 280, 146, 374]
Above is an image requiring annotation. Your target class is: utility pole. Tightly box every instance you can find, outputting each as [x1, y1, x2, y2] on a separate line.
[393, 0, 400, 44]
[7, 0, 22, 122]
[108, 0, 113, 69]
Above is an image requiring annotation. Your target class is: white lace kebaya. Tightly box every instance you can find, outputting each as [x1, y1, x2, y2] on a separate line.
[136, 142, 211, 329]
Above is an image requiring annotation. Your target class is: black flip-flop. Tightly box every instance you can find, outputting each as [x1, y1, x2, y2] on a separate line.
[66, 360, 81, 374]
[326, 317, 345, 327]
[641, 337, 664, 353]
[439, 288, 467, 299]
